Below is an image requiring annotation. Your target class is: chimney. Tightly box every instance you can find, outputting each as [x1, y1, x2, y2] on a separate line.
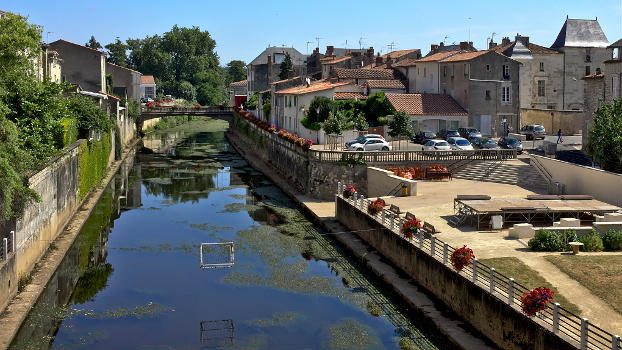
[439, 42, 445, 47]
[326, 45, 334, 57]
[459, 41, 469, 50]
[313, 47, 319, 54]
[367, 47, 374, 58]
[515, 34, 529, 47]
[267, 55, 272, 65]
[501, 37, 510, 46]
[375, 55, 383, 66]
[431, 44, 439, 52]
[488, 41, 497, 50]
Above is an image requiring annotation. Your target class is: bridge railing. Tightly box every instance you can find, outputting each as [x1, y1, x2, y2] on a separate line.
[308, 149, 516, 163]
[140, 106, 233, 114]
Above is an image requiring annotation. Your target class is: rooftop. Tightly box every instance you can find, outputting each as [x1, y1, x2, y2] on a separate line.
[249, 46, 306, 66]
[320, 56, 352, 64]
[608, 38, 622, 48]
[385, 93, 467, 116]
[493, 41, 561, 56]
[334, 92, 367, 100]
[275, 80, 351, 95]
[394, 51, 461, 66]
[551, 18, 609, 48]
[49, 39, 105, 54]
[141, 75, 155, 85]
[439, 50, 491, 62]
[365, 79, 406, 90]
[230, 79, 247, 87]
[332, 68, 396, 80]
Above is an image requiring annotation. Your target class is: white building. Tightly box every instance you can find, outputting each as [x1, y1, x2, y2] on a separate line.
[385, 93, 468, 133]
[393, 51, 460, 93]
[140, 75, 156, 99]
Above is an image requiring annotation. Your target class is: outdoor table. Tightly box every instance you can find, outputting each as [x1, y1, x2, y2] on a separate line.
[568, 242, 584, 255]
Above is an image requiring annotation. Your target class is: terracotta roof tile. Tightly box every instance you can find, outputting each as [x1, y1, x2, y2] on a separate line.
[332, 68, 395, 80]
[334, 92, 367, 100]
[492, 42, 560, 55]
[230, 79, 247, 87]
[394, 51, 461, 66]
[275, 80, 352, 95]
[385, 93, 467, 116]
[439, 50, 490, 62]
[365, 80, 406, 89]
[141, 75, 155, 84]
[320, 56, 351, 63]
[382, 49, 421, 60]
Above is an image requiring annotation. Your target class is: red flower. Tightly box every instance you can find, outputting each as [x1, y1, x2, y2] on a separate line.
[343, 185, 356, 198]
[401, 218, 422, 238]
[367, 198, 385, 215]
[450, 245, 474, 271]
[521, 287, 555, 316]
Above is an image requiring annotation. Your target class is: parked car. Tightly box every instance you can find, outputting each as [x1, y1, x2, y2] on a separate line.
[498, 137, 523, 154]
[411, 131, 437, 144]
[475, 138, 500, 149]
[458, 127, 478, 138]
[345, 134, 384, 148]
[438, 129, 460, 140]
[467, 131, 482, 139]
[423, 139, 451, 151]
[348, 138, 392, 151]
[141, 97, 154, 103]
[447, 137, 474, 150]
[520, 124, 547, 140]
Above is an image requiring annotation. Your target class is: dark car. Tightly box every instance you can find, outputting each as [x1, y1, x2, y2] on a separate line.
[458, 127, 478, 138]
[438, 129, 460, 140]
[475, 138, 500, 149]
[412, 131, 437, 144]
[520, 124, 547, 140]
[498, 137, 523, 154]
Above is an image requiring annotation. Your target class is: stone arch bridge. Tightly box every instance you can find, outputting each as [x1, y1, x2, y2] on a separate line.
[138, 106, 234, 129]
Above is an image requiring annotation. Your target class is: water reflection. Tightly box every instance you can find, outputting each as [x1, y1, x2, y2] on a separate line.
[10, 120, 454, 350]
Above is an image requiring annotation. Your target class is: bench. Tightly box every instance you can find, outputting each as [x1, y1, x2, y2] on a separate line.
[421, 222, 438, 237]
[456, 195, 491, 201]
[405, 212, 417, 221]
[426, 170, 452, 181]
[389, 204, 403, 217]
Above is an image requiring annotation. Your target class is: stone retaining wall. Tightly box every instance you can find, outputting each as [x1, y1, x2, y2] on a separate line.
[335, 196, 577, 350]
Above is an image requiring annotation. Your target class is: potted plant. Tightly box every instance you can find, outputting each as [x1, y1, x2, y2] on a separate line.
[367, 198, 385, 216]
[520, 287, 555, 316]
[450, 245, 475, 271]
[401, 218, 422, 238]
[194, 103, 201, 110]
[302, 139, 313, 152]
[268, 125, 277, 133]
[343, 185, 356, 198]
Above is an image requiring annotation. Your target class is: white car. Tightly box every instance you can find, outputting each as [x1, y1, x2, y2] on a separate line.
[423, 139, 451, 151]
[348, 138, 392, 151]
[447, 137, 474, 150]
[345, 134, 384, 148]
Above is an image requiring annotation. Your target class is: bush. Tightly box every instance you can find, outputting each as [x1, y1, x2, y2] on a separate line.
[562, 230, 578, 251]
[528, 229, 563, 252]
[301, 115, 322, 131]
[579, 231, 604, 251]
[376, 116, 388, 125]
[603, 230, 622, 251]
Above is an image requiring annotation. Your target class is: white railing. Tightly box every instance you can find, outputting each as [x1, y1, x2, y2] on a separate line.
[0, 231, 15, 262]
[335, 182, 621, 350]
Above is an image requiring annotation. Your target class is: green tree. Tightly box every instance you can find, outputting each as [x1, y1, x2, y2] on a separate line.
[364, 92, 395, 126]
[226, 60, 246, 84]
[278, 53, 295, 80]
[105, 38, 128, 67]
[85, 35, 102, 50]
[176, 80, 197, 101]
[586, 98, 622, 173]
[244, 93, 258, 110]
[388, 110, 413, 138]
[323, 110, 348, 135]
[308, 96, 333, 123]
[353, 112, 369, 131]
[0, 12, 41, 81]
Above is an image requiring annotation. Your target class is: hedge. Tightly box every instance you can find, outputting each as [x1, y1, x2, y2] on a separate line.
[78, 133, 111, 200]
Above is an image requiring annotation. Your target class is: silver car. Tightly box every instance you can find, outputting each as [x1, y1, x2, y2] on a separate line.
[348, 139, 392, 151]
[520, 125, 546, 140]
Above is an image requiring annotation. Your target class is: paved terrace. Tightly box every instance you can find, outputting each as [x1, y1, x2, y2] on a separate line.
[301, 178, 622, 335]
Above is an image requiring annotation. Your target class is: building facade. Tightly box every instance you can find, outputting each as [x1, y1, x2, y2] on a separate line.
[48, 39, 106, 93]
[140, 75, 156, 99]
[106, 63, 142, 101]
[385, 93, 468, 133]
[247, 46, 307, 97]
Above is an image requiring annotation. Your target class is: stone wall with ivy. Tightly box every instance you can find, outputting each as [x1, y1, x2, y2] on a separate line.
[78, 133, 112, 200]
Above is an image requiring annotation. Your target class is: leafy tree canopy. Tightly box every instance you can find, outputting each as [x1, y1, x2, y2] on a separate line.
[226, 60, 246, 84]
[85, 35, 102, 50]
[105, 38, 128, 67]
[0, 12, 41, 81]
[323, 110, 348, 135]
[308, 96, 333, 123]
[388, 110, 413, 138]
[364, 92, 395, 126]
[279, 53, 295, 80]
[586, 98, 622, 173]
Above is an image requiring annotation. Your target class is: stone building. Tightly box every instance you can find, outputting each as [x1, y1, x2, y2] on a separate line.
[106, 62, 142, 101]
[385, 93, 468, 133]
[229, 79, 247, 107]
[247, 46, 306, 97]
[551, 17, 611, 110]
[425, 41, 476, 57]
[329, 67, 402, 86]
[362, 49, 422, 70]
[140, 75, 156, 100]
[492, 35, 564, 110]
[393, 50, 460, 93]
[582, 38, 622, 147]
[307, 46, 372, 76]
[48, 39, 107, 93]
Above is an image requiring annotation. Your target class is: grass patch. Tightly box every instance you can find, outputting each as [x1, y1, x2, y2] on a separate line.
[479, 257, 581, 314]
[544, 255, 622, 314]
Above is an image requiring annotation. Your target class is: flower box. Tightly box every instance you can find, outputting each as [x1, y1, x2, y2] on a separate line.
[343, 185, 356, 198]
[401, 218, 422, 238]
[450, 245, 474, 271]
[521, 287, 555, 316]
[367, 198, 385, 216]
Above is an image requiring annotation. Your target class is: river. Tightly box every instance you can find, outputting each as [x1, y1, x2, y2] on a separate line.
[10, 118, 453, 350]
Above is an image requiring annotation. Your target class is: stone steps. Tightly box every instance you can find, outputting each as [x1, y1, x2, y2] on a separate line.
[453, 160, 549, 192]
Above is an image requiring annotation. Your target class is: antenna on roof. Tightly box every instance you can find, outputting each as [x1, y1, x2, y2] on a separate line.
[306, 41, 312, 54]
[359, 37, 367, 50]
[443, 35, 450, 44]
[342, 39, 348, 49]
[315, 37, 323, 50]
[388, 41, 397, 51]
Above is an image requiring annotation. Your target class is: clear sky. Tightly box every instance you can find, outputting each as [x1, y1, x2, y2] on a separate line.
[5, 0, 622, 65]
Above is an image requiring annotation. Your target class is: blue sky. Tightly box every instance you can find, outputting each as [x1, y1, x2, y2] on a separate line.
[5, 0, 622, 65]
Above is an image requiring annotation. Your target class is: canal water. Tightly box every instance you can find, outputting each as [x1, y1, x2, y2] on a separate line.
[10, 119, 453, 350]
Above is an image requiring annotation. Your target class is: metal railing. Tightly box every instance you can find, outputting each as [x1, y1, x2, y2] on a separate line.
[140, 106, 234, 114]
[530, 155, 553, 184]
[335, 182, 621, 350]
[0, 231, 15, 262]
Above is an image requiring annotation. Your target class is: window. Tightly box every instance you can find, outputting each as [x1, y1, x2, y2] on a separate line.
[443, 66, 447, 77]
[585, 66, 591, 76]
[294, 96, 297, 107]
[538, 80, 545, 97]
[424, 67, 426, 77]
[485, 64, 491, 72]
[503, 65, 509, 78]
[485, 90, 491, 100]
[502, 86, 511, 104]
[539, 62, 544, 72]
[585, 49, 591, 62]
[274, 53, 285, 64]
[451, 65, 455, 77]
[464, 64, 470, 75]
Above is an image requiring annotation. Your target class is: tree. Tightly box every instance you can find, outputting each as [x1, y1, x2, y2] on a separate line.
[364, 92, 395, 125]
[85, 35, 102, 50]
[353, 112, 369, 131]
[308, 96, 333, 123]
[244, 93, 258, 110]
[388, 110, 413, 138]
[226, 60, 246, 84]
[0, 12, 41, 81]
[323, 110, 348, 135]
[279, 53, 295, 80]
[105, 38, 128, 67]
[586, 98, 622, 173]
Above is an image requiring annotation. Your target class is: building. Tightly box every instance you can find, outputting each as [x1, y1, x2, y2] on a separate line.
[393, 51, 460, 93]
[140, 75, 156, 100]
[385, 93, 468, 133]
[365, 80, 406, 95]
[47, 39, 106, 93]
[362, 49, 422, 70]
[229, 80, 247, 107]
[582, 38, 622, 147]
[106, 62, 142, 101]
[307, 46, 374, 76]
[329, 68, 401, 86]
[425, 41, 476, 57]
[551, 17, 610, 110]
[44, 49, 63, 83]
[492, 35, 564, 110]
[439, 50, 521, 136]
[247, 46, 307, 97]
